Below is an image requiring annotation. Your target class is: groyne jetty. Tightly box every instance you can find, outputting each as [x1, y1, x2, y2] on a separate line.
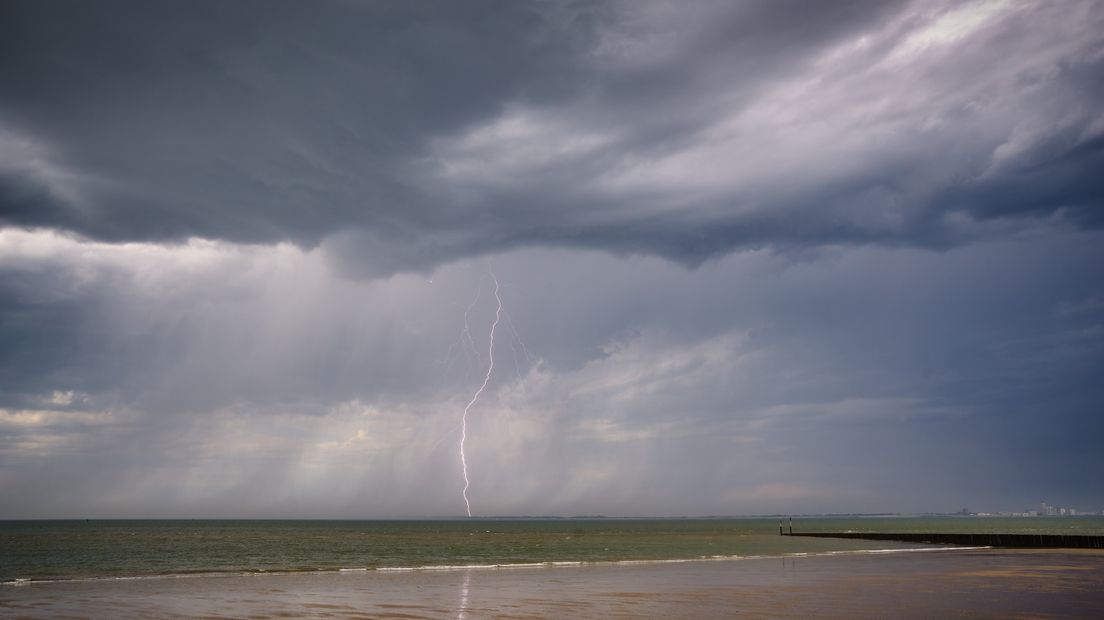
[782, 532, 1104, 549]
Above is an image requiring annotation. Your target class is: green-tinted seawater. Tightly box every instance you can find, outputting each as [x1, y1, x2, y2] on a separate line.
[3, 517, 1103, 582]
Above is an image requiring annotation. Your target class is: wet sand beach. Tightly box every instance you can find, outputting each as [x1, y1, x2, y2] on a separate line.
[3, 548, 1103, 619]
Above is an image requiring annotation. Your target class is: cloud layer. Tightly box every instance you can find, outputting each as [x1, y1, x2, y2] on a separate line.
[2, 225, 1100, 517]
[2, 0, 1102, 275]
[1, 0, 1102, 517]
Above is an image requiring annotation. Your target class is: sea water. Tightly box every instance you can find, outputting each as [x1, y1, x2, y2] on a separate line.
[3, 516, 1102, 583]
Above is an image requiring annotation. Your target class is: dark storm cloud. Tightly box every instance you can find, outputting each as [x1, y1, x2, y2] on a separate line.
[6, 1, 1097, 275]
[2, 1, 1103, 518]
[0, 0, 598, 243]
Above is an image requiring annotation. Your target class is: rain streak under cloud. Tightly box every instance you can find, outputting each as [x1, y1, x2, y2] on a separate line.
[1, 0, 1102, 518]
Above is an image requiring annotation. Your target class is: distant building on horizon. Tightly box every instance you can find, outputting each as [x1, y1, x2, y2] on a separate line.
[1033, 500, 1085, 517]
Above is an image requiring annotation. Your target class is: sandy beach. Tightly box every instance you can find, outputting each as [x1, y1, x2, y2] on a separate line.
[4, 548, 1103, 619]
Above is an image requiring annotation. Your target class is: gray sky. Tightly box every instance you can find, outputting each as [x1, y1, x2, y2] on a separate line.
[1, 0, 1102, 518]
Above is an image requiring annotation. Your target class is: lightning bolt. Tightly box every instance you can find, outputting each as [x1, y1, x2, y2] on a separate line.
[502, 308, 537, 382]
[440, 280, 482, 382]
[459, 272, 502, 517]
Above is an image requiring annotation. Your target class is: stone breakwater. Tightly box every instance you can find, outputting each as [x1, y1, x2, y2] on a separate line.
[783, 532, 1104, 548]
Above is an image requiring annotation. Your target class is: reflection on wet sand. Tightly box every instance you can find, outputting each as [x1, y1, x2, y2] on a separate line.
[2, 549, 1102, 619]
[457, 568, 471, 619]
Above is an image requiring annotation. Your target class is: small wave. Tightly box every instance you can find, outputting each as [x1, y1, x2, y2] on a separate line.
[615, 558, 699, 566]
[818, 546, 990, 557]
[378, 562, 546, 572]
[1, 546, 992, 585]
[1, 571, 252, 586]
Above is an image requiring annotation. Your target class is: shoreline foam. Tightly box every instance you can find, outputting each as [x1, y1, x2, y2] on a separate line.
[2, 545, 989, 586]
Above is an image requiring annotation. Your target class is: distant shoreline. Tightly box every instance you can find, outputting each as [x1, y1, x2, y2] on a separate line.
[4, 513, 1103, 521]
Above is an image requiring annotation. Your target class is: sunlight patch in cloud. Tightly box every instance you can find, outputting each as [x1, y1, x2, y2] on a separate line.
[889, 0, 1016, 63]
